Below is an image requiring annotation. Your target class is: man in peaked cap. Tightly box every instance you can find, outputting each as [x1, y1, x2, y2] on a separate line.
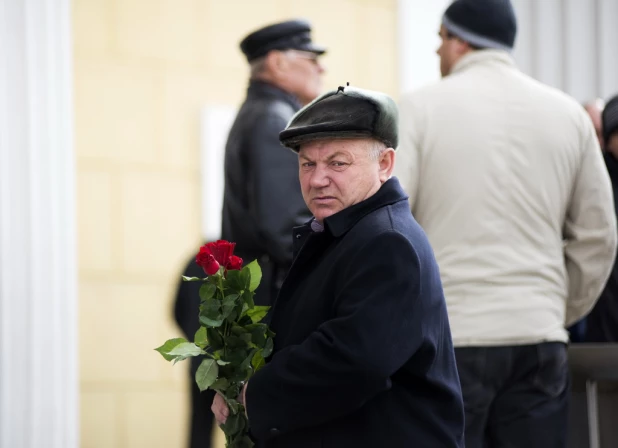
[396, 0, 617, 446]
[212, 85, 465, 447]
[178, 20, 326, 448]
[222, 19, 326, 309]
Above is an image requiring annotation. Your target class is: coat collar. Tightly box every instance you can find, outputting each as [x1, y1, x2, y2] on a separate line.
[291, 177, 408, 255]
[247, 79, 302, 110]
[450, 49, 515, 76]
[322, 177, 408, 238]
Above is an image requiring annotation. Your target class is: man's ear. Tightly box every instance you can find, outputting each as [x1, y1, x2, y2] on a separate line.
[379, 148, 396, 182]
[265, 50, 286, 76]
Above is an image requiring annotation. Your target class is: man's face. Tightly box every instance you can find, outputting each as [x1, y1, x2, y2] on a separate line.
[436, 25, 466, 77]
[298, 138, 394, 224]
[283, 50, 325, 105]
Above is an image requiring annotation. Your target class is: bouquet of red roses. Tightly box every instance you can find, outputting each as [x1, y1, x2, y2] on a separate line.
[156, 240, 273, 448]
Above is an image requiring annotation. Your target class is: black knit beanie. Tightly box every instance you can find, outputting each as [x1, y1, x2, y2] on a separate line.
[603, 95, 618, 144]
[442, 0, 517, 51]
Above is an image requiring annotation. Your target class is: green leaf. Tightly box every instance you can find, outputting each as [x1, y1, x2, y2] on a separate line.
[240, 348, 258, 371]
[239, 266, 251, 291]
[154, 338, 187, 361]
[246, 323, 267, 347]
[241, 290, 255, 309]
[206, 327, 224, 350]
[182, 276, 203, 281]
[210, 377, 230, 391]
[199, 283, 217, 301]
[168, 342, 205, 358]
[246, 260, 262, 292]
[230, 324, 249, 336]
[225, 348, 249, 365]
[195, 358, 219, 392]
[225, 270, 245, 292]
[251, 351, 266, 371]
[222, 294, 239, 319]
[262, 338, 274, 358]
[216, 359, 230, 365]
[200, 300, 223, 327]
[227, 334, 251, 349]
[194, 327, 207, 348]
[199, 315, 224, 328]
[200, 299, 220, 319]
[245, 306, 270, 323]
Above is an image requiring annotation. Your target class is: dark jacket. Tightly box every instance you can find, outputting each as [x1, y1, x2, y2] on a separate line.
[586, 152, 618, 342]
[222, 80, 311, 306]
[245, 178, 465, 448]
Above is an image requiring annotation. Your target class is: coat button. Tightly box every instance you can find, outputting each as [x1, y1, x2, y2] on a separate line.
[269, 428, 281, 437]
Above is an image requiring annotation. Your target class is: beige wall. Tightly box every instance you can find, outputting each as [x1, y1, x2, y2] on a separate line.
[73, 0, 398, 447]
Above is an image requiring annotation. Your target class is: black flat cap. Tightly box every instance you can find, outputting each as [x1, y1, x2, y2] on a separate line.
[240, 19, 326, 62]
[279, 84, 398, 152]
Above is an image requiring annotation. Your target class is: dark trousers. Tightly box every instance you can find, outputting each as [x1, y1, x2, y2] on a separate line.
[455, 342, 569, 448]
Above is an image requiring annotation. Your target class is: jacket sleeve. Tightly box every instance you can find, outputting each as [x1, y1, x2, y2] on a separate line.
[247, 113, 311, 266]
[245, 232, 429, 438]
[563, 119, 618, 326]
[393, 95, 422, 213]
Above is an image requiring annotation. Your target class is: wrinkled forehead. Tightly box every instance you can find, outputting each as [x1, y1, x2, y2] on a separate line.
[298, 137, 378, 160]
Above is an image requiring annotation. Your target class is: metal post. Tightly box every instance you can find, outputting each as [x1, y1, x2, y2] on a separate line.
[586, 380, 601, 448]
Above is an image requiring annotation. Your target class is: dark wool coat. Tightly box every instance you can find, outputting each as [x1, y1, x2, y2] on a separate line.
[245, 177, 465, 448]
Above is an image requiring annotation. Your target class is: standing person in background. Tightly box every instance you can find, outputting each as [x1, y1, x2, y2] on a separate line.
[395, 0, 617, 446]
[173, 20, 327, 448]
[222, 19, 326, 307]
[586, 95, 618, 342]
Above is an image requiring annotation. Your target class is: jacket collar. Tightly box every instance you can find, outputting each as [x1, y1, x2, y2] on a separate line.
[247, 79, 302, 110]
[450, 49, 515, 76]
[321, 177, 409, 238]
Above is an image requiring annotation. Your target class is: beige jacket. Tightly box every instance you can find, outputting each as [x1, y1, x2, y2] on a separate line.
[395, 50, 617, 346]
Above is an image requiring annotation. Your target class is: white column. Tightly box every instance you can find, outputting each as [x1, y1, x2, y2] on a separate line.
[398, 0, 451, 95]
[0, 0, 78, 447]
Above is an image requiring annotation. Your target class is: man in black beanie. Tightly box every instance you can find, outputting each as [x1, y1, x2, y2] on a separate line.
[396, 0, 617, 447]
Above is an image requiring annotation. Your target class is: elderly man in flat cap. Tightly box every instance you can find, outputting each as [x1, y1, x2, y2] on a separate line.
[212, 85, 465, 447]
[222, 20, 326, 308]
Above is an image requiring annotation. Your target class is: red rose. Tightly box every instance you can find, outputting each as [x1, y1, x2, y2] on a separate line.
[196, 248, 220, 276]
[226, 255, 243, 271]
[206, 240, 236, 266]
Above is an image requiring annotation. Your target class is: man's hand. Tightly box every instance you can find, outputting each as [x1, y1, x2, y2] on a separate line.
[211, 383, 248, 425]
[211, 393, 229, 425]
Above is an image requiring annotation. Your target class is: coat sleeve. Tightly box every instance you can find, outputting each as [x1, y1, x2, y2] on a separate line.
[563, 118, 618, 326]
[245, 231, 429, 439]
[393, 95, 422, 213]
[247, 113, 311, 265]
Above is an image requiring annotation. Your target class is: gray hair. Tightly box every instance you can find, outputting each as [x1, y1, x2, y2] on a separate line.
[368, 140, 387, 160]
[249, 56, 267, 78]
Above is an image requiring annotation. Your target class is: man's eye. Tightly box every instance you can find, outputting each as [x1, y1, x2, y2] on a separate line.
[332, 162, 347, 167]
[302, 162, 314, 168]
